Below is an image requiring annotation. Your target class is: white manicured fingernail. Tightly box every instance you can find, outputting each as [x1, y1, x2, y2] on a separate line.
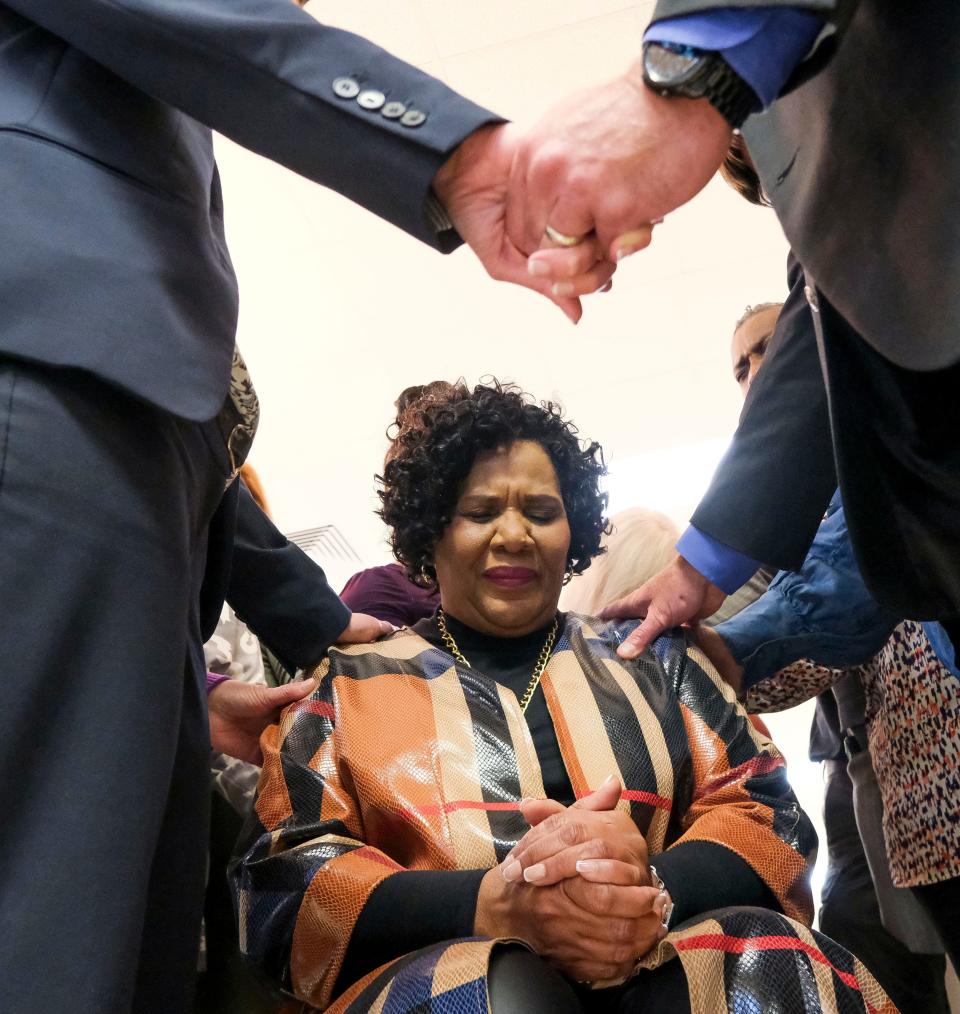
[528, 259, 550, 277]
[524, 863, 546, 883]
[501, 859, 521, 882]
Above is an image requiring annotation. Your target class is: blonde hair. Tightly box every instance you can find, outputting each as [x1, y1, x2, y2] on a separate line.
[560, 507, 679, 615]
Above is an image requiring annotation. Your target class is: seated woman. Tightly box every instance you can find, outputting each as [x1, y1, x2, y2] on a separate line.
[232, 382, 895, 1014]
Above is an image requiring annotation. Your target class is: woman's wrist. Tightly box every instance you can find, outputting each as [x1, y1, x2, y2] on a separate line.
[474, 868, 513, 938]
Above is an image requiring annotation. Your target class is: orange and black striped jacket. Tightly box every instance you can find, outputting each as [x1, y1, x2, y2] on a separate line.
[233, 615, 816, 1010]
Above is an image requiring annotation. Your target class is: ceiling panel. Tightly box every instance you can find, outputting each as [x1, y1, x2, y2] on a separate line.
[419, 0, 642, 58]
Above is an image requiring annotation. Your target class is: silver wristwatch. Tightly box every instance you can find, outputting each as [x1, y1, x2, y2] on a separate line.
[648, 864, 675, 931]
[642, 41, 757, 129]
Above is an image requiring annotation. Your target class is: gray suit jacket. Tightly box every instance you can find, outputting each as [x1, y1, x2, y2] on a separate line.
[652, 0, 960, 372]
[0, 0, 497, 419]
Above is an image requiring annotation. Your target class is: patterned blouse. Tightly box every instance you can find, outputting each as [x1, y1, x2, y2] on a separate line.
[746, 619, 960, 887]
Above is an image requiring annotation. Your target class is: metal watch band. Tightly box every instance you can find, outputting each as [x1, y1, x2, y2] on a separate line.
[702, 57, 757, 130]
[642, 42, 757, 130]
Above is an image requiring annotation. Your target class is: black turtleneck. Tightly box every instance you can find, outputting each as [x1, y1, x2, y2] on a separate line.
[412, 610, 576, 806]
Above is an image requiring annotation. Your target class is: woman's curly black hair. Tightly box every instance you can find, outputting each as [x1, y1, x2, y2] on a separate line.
[377, 380, 609, 586]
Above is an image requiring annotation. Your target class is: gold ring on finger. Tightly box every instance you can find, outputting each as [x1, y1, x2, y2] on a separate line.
[545, 224, 587, 247]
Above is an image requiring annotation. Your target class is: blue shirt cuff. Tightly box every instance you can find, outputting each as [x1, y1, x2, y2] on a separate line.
[922, 622, 960, 680]
[644, 8, 824, 107]
[676, 525, 761, 595]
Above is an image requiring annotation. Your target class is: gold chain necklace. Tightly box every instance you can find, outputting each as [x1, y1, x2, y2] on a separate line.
[437, 608, 559, 714]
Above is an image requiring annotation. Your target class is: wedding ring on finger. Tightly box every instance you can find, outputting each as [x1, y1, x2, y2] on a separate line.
[545, 224, 587, 247]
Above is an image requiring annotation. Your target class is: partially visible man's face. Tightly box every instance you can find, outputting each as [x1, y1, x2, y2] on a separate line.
[730, 305, 781, 397]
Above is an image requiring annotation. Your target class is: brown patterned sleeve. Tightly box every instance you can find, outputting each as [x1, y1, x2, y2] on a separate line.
[744, 657, 850, 714]
[669, 641, 816, 924]
[231, 665, 401, 1010]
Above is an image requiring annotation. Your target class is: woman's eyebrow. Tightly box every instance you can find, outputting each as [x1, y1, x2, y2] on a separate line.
[458, 493, 500, 506]
[523, 494, 564, 508]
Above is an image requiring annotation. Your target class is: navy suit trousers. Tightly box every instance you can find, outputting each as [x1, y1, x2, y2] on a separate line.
[0, 357, 229, 1012]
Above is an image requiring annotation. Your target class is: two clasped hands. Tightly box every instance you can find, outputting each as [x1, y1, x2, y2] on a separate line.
[432, 59, 734, 325]
[474, 774, 671, 984]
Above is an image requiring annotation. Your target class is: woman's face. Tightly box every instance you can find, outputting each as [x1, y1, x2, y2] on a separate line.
[433, 440, 572, 638]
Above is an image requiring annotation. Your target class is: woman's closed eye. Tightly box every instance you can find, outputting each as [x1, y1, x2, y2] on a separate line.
[526, 509, 561, 524]
[524, 496, 565, 524]
[459, 499, 498, 520]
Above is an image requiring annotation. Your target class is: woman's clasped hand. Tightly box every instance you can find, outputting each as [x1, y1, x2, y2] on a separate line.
[474, 775, 668, 984]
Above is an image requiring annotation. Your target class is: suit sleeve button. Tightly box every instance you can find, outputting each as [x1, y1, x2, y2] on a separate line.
[357, 89, 386, 111]
[332, 77, 360, 99]
[381, 101, 407, 119]
[400, 109, 427, 128]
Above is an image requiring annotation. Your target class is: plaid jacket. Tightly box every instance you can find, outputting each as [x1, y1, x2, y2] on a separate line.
[233, 615, 816, 1009]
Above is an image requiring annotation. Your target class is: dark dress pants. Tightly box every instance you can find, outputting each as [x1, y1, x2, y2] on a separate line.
[0, 358, 231, 1013]
[912, 876, 960, 974]
[819, 759, 947, 1014]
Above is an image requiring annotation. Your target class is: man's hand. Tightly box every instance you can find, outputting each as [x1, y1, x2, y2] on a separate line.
[336, 612, 394, 644]
[432, 123, 615, 324]
[506, 62, 732, 277]
[208, 677, 317, 764]
[600, 556, 726, 660]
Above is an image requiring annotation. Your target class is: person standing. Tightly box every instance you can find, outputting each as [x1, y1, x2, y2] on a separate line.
[503, 2, 960, 662]
[712, 300, 949, 1014]
[0, 3, 612, 1012]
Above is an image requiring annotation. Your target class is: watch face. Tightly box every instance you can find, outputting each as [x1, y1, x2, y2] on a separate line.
[643, 42, 704, 88]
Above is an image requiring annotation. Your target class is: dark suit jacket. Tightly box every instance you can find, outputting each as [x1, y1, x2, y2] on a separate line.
[652, 0, 960, 372]
[691, 255, 836, 568]
[652, 0, 960, 618]
[0, 1, 500, 650]
[0, 0, 497, 420]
